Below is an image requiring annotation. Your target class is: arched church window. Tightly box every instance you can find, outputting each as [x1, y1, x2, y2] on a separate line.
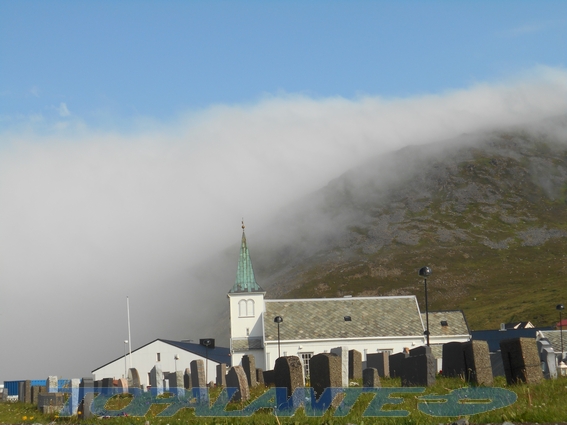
[238, 299, 255, 317]
[247, 299, 255, 316]
[238, 299, 247, 317]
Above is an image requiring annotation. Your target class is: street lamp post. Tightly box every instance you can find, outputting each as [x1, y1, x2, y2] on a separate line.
[557, 304, 565, 360]
[419, 267, 432, 346]
[124, 340, 128, 378]
[174, 354, 179, 372]
[274, 316, 283, 358]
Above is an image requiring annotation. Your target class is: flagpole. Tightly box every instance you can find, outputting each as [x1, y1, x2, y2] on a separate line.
[127, 296, 132, 369]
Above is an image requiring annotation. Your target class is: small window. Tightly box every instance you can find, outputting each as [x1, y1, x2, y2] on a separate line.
[156, 353, 161, 362]
[441, 320, 448, 327]
[299, 352, 313, 378]
[238, 299, 255, 317]
[246, 328, 250, 336]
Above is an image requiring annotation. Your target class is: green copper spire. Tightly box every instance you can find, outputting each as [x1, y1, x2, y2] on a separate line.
[229, 222, 264, 293]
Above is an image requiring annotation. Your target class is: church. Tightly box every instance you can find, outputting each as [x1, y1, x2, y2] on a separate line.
[228, 225, 471, 374]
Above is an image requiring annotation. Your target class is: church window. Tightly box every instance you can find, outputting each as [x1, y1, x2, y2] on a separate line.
[238, 299, 255, 317]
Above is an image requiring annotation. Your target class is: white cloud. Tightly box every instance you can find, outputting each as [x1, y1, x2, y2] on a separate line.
[57, 102, 71, 117]
[0, 67, 566, 380]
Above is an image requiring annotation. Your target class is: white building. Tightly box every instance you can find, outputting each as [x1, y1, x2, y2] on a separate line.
[92, 339, 230, 386]
[228, 226, 471, 373]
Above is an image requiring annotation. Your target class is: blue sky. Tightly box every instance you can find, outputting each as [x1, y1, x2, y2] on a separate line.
[1, 0, 565, 132]
[1, 1, 567, 380]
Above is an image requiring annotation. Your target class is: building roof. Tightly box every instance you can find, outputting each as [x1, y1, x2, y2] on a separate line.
[421, 311, 470, 337]
[264, 296, 425, 341]
[92, 339, 231, 373]
[504, 321, 535, 329]
[228, 227, 264, 294]
[538, 330, 567, 353]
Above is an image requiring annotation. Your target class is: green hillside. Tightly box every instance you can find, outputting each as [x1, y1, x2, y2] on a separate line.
[254, 126, 567, 331]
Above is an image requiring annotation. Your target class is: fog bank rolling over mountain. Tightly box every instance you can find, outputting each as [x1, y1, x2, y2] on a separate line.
[0, 68, 566, 380]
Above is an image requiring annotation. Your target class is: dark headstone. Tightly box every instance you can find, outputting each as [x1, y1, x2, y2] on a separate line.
[79, 378, 94, 419]
[216, 363, 227, 387]
[22, 380, 32, 403]
[101, 378, 115, 395]
[17, 382, 24, 403]
[38, 392, 65, 414]
[190, 360, 206, 388]
[363, 367, 381, 388]
[500, 337, 543, 384]
[348, 349, 362, 380]
[183, 368, 192, 389]
[367, 353, 389, 377]
[401, 353, 436, 387]
[310, 353, 342, 398]
[409, 345, 432, 356]
[255, 368, 265, 387]
[389, 352, 409, 378]
[31, 385, 46, 405]
[442, 341, 466, 378]
[226, 366, 250, 402]
[490, 352, 505, 377]
[263, 370, 275, 387]
[274, 356, 304, 397]
[241, 354, 257, 388]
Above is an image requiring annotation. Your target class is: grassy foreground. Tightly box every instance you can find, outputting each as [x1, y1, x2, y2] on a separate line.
[1, 376, 567, 425]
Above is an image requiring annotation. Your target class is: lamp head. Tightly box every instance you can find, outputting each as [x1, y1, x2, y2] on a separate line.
[557, 304, 565, 311]
[274, 316, 283, 323]
[418, 266, 432, 277]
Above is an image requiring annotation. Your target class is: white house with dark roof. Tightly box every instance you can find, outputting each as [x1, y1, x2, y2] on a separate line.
[92, 339, 230, 385]
[228, 226, 471, 373]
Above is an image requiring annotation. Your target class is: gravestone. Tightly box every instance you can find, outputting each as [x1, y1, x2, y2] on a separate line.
[500, 337, 543, 384]
[47, 376, 58, 393]
[389, 352, 409, 378]
[31, 385, 46, 405]
[169, 371, 184, 388]
[363, 367, 381, 387]
[183, 368, 192, 389]
[537, 338, 557, 379]
[127, 368, 141, 390]
[410, 345, 431, 356]
[226, 366, 250, 402]
[115, 378, 128, 393]
[442, 341, 466, 378]
[190, 360, 206, 388]
[17, 382, 24, 402]
[79, 378, 94, 419]
[401, 353, 436, 387]
[216, 363, 227, 387]
[256, 368, 265, 387]
[330, 346, 349, 387]
[38, 392, 65, 414]
[23, 380, 32, 403]
[348, 349, 362, 380]
[367, 353, 389, 377]
[274, 356, 304, 397]
[242, 354, 257, 388]
[101, 378, 114, 395]
[310, 353, 342, 398]
[490, 352, 505, 376]
[149, 364, 164, 395]
[66, 378, 80, 415]
[263, 370, 275, 387]
[463, 340, 493, 386]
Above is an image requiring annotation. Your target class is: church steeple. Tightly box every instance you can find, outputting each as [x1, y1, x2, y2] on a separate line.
[229, 221, 264, 293]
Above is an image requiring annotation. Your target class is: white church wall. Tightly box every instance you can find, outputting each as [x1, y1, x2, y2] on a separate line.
[93, 340, 220, 385]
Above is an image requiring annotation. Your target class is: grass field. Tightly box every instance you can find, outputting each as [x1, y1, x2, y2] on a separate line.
[2, 376, 567, 425]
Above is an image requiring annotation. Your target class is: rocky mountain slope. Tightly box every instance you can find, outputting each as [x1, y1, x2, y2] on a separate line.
[248, 120, 567, 331]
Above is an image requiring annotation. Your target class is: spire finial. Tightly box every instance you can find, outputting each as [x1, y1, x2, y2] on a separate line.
[242, 218, 245, 230]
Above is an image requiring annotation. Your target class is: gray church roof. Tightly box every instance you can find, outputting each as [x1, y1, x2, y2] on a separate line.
[421, 311, 470, 337]
[264, 296, 425, 341]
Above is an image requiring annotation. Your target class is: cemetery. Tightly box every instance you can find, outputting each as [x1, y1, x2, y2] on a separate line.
[1, 228, 566, 422]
